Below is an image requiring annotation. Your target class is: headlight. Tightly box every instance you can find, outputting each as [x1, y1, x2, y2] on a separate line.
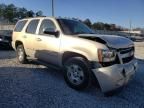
[98, 49, 116, 62]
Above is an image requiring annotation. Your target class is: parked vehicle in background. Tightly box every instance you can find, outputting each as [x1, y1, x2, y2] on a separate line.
[0, 30, 12, 48]
[12, 17, 138, 95]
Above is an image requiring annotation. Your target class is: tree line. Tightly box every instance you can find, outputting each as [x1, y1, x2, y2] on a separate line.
[0, 3, 43, 23]
[83, 19, 127, 31]
[0, 3, 128, 31]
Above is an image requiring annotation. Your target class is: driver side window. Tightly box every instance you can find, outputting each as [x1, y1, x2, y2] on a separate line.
[39, 19, 56, 35]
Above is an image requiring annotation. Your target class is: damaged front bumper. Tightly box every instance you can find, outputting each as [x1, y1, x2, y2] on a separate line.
[92, 58, 138, 93]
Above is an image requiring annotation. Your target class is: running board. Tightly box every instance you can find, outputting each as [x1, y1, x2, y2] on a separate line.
[33, 59, 61, 71]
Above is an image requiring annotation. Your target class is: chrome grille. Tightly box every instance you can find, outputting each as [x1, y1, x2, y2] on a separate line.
[119, 47, 134, 64]
[122, 55, 134, 64]
[120, 47, 134, 54]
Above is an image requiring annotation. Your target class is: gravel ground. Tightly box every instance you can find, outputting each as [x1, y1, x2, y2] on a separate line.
[0, 43, 144, 108]
[135, 42, 144, 60]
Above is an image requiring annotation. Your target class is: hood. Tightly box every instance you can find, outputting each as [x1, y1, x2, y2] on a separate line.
[77, 34, 134, 49]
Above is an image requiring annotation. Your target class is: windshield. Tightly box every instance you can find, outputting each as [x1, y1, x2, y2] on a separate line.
[57, 19, 95, 35]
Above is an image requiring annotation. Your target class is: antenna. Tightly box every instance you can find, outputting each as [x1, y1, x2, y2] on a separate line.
[52, 0, 54, 17]
[129, 19, 132, 36]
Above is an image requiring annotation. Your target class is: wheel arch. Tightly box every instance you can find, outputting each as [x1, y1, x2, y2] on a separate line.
[62, 51, 89, 65]
[62, 51, 101, 89]
[15, 41, 23, 49]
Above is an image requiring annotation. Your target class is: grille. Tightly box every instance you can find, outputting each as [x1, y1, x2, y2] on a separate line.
[122, 56, 134, 64]
[119, 47, 134, 54]
[119, 47, 134, 64]
[4, 36, 12, 41]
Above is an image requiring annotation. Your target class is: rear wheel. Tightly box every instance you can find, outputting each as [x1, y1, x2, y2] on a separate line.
[16, 45, 27, 64]
[63, 57, 91, 90]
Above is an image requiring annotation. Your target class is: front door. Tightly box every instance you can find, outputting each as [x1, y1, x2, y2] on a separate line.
[35, 19, 60, 66]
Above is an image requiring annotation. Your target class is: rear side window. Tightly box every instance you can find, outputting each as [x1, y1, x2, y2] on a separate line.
[26, 19, 39, 34]
[14, 20, 27, 32]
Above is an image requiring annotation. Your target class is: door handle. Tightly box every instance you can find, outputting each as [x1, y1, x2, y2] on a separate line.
[36, 38, 42, 41]
[23, 35, 27, 38]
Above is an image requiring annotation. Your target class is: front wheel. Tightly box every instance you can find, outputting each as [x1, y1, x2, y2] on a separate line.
[63, 57, 91, 90]
[16, 45, 27, 64]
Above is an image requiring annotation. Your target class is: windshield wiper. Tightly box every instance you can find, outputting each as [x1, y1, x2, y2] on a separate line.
[89, 32, 95, 34]
[73, 32, 87, 34]
[72, 31, 95, 35]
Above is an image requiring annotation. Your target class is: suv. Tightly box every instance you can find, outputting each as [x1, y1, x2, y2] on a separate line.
[12, 17, 137, 94]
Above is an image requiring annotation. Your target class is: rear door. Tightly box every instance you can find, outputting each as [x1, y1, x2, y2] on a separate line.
[24, 19, 40, 57]
[13, 20, 28, 49]
[35, 19, 61, 66]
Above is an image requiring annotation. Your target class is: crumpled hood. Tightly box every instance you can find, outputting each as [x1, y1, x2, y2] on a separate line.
[77, 34, 134, 49]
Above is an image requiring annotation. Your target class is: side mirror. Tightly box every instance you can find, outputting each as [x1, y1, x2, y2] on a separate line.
[43, 28, 59, 37]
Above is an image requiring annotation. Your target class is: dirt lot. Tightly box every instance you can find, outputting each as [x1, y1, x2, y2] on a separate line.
[0, 42, 144, 108]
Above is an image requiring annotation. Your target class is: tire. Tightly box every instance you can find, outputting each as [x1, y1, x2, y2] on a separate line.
[16, 45, 27, 64]
[63, 57, 91, 90]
